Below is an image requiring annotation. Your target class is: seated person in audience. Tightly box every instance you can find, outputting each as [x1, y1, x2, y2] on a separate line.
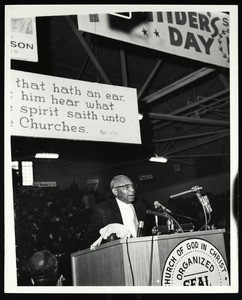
[83, 175, 149, 249]
[27, 250, 64, 286]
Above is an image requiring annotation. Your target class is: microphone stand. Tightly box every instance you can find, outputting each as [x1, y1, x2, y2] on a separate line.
[164, 212, 174, 233]
[169, 186, 213, 231]
[148, 210, 184, 235]
[163, 211, 184, 233]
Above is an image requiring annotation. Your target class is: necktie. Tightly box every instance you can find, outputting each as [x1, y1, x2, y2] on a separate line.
[127, 204, 138, 237]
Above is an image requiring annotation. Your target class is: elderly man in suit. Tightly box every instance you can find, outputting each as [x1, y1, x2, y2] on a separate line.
[83, 175, 148, 249]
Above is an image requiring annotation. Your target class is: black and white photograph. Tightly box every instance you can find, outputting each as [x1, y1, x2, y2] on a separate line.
[4, 4, 239, 295]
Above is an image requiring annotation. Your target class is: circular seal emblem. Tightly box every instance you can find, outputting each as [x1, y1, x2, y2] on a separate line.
[162, 238, 229, 286]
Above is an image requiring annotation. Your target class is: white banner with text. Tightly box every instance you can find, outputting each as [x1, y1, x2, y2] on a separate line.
[10, 70, 141, 144]
[77, 11, 229, 68]
[10, 17, 38, 62]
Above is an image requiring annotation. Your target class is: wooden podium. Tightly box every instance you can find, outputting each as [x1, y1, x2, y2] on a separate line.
[71, 229, 229, 286]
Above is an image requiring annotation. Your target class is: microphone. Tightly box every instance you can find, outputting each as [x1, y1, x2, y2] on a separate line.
[169, 186, 202, 198]
[200, 195, 213, 213]
[137, 220, 144, 237]
[146, 209, 166, 218]
[154, 201, 172, 213]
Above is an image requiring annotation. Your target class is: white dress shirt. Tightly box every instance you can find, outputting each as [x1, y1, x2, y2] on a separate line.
[116, 199, 139, 237]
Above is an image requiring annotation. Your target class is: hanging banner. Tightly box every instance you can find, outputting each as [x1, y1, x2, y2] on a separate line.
[10, 17, 38, 62]
[77, 11, 229, 68]
[10, 70, 141, 144]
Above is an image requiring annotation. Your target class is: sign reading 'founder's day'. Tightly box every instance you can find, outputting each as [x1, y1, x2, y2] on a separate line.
[78, 11, 229, 68]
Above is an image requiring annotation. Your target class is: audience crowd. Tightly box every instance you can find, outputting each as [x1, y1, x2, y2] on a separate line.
[13, 182, 230, 286]
[13, 182, 105, 285]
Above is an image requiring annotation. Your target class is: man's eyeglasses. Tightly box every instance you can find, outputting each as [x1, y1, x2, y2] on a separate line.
[115, 183, 136, 190]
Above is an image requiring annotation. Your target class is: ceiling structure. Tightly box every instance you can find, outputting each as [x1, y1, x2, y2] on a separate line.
[11, 13, 230, 170]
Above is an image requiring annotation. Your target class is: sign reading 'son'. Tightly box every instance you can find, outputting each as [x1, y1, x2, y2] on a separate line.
[10, 70, 141, 144]
[162, 238, 229, 286]
[10, 17, 38, 62]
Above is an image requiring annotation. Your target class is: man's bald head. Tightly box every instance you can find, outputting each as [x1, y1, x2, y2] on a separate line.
[27, 250, 58, 285]
[110, 175, 136, 204]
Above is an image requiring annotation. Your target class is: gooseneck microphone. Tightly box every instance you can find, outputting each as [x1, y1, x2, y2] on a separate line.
[169, 186, 202, 198]
[154, 201, 172, 213]
[146, 209, 165, 218]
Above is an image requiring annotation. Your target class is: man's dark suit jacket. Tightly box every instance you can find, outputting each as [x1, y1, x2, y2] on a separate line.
[82, 199, 148, 249]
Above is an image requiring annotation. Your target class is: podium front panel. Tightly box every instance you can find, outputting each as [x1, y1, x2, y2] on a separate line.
[71, 240, 126, 285]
